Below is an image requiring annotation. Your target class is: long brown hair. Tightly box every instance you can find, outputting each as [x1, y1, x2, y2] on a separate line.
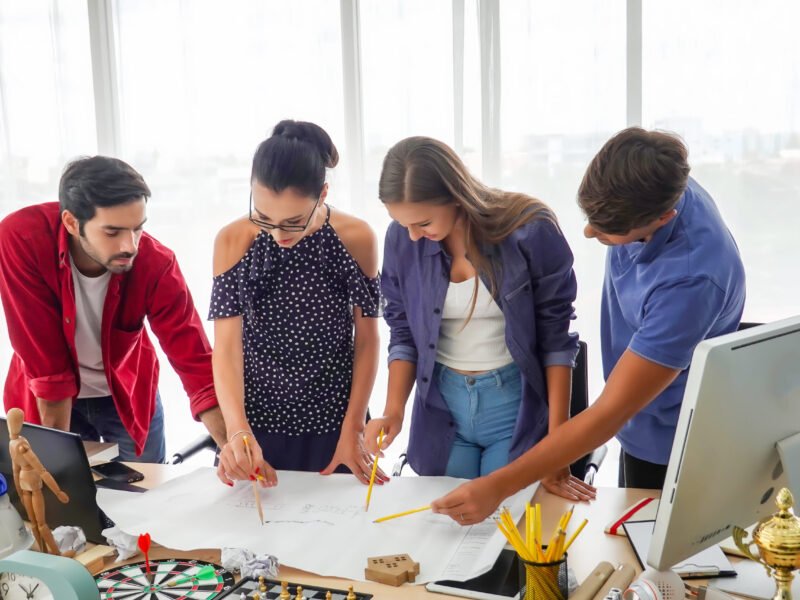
[379, 136, 555, 322]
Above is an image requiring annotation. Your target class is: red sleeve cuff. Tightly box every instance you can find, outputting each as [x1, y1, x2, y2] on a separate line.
[28, 371, 78, 401]
[189, 384, 219, 421]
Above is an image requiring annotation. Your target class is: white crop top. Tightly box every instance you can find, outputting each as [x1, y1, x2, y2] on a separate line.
[435, 277, 514, 371]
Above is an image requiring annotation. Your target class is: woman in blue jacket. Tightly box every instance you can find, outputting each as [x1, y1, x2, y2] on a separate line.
[365, 136, 595, 501]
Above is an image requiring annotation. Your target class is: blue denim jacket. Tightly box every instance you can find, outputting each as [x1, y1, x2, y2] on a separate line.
[382, 217, 579, 475]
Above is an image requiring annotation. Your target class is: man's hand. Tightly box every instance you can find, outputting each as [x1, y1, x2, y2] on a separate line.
[198, 407, 227, 449]
[430, 476, 505, 526]
[36, 397, 71, 431]
[540, 467, 596, 501]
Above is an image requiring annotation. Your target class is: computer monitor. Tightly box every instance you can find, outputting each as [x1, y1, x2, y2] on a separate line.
[647, 315, 800, 570]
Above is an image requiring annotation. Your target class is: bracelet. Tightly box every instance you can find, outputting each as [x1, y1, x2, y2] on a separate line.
[226, 429, 253, 444]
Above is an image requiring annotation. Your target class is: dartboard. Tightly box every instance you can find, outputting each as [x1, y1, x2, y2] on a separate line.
[95, 558, 235, 599]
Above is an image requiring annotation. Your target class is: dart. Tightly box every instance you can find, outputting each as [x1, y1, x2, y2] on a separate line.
[167, 564, 217, 587]
[137, 533, 153, 584]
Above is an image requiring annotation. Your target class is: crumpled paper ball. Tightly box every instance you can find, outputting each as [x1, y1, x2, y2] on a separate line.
[221, 547, 279, 580]
[53, 525, 86, 554]
[102, 525, 140, 561]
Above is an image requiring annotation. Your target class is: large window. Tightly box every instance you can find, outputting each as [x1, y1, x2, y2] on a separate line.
[1, 1, 798, 478]
[0, 0, 96, 375]
[0, 0, 96, 209]
[643, 0, 800, 322]
[499, 0, 627, 392]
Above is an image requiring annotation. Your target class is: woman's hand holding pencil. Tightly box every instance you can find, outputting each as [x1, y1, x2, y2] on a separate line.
[320, 426, 390, 485]
[216, 430, 278, 489]
[364, 414, 403, 456]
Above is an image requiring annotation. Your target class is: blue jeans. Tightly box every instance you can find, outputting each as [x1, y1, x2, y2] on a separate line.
[70, 393, 166, 463]
[436, 362, 522, 479]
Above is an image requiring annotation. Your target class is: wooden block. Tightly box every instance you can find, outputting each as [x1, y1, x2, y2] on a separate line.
[76, 544, 115, 574]
[364, 554, 420, 587]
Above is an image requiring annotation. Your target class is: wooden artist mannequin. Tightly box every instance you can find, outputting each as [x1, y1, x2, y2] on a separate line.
[7, 407, 72, 556]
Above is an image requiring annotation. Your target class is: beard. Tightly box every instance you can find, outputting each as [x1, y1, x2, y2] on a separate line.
[78, 236, 137, 274]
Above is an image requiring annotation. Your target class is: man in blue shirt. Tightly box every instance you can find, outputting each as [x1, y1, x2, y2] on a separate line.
[431, 128, 746, 522]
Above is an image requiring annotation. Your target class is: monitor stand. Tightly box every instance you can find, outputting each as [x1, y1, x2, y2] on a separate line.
[776, 432, 800, 500]
[710, 434, 800, 600]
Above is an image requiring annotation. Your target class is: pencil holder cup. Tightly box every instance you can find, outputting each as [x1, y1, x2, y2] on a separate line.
[518, 552, 568, 600]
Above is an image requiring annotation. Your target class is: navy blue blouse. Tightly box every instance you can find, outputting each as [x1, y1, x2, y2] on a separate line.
[382, 217, 579, 475]
[209, 209, 382, 436]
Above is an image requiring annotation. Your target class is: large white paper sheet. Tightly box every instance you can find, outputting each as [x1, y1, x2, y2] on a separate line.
[97, 468, 538, 583]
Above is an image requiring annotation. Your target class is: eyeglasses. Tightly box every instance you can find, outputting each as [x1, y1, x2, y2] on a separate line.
[248, 192, 320, 232]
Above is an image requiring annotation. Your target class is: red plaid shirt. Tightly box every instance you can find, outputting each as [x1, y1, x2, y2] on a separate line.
[0, 203, 218, 455]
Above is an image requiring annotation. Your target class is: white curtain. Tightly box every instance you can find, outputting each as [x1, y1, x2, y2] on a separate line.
[1, 1, 798, 467]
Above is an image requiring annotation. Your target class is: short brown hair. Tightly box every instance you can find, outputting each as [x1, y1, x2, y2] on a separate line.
[577, 127, 691, 234]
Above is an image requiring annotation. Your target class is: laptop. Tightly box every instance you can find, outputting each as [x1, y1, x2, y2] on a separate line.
[0, 417, 112, 543]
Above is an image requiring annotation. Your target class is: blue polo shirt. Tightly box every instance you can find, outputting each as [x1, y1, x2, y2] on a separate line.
[601, 178, 746, 464]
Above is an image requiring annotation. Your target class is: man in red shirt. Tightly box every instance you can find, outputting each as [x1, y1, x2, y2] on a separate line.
[0, 156, 225, 462]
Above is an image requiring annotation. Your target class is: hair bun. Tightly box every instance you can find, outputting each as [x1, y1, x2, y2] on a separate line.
[271, 120, 339, 168]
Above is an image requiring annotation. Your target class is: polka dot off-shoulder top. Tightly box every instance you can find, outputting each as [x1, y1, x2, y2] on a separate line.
[209, 207, 383, 436]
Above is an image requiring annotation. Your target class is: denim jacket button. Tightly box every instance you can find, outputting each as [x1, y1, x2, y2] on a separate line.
[433, 308, 441, 314]
[428, 343, 435, 349]
[422, 377, 429, 383]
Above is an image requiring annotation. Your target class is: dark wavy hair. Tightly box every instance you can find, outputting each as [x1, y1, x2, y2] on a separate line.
[59, 156, 150, 235]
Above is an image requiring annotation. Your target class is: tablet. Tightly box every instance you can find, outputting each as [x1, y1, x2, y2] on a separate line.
[425, 548, 520, 600]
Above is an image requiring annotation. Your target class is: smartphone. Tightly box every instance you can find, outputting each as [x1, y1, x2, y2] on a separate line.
[94, 477, 147, 493]
[425, 548, 520, 600]
[91, 461, 145, 483]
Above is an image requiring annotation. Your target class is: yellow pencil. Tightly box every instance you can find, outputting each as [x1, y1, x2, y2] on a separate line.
[561, 505, 575, 530]
[562, 518, 588, 554]
[525, 502, 532, 554]
[242, 435, 265, 525]
[364, 428, 385, 511]
[373, 504, 431, 523]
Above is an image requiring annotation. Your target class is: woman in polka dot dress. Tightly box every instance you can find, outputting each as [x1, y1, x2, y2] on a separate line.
[210, 120, 387, 487]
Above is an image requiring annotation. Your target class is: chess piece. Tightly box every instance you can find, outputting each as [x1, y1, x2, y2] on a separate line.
[279, 581, 291, 600]
[295, 584, 303, 600]
[253, 594, 260, 600]
[346, 585, 356, 600]
[326, 592, 332, 600]
[7, 408, 72, 556]
[259, 575, 267, 592]
[240, 593, 247, 600]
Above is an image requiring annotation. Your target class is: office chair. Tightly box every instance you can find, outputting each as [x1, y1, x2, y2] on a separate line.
[391, 341, 605, 482]
[171, 433, 217, 464]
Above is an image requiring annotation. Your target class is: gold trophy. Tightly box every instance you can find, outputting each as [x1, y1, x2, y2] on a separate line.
[734, 487, 800, 600]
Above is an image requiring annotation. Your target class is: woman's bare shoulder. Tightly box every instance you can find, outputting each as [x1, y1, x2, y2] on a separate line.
[213, 217, 259, 276]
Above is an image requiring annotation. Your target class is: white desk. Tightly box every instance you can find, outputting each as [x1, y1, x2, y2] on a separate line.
[101, 464, 655, 599]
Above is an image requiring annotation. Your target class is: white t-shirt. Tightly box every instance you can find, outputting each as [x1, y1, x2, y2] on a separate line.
[435, 277, 514, 371]
[70, 256, 111, 398]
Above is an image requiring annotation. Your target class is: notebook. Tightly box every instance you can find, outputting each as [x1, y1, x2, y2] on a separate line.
[622, 520, 736, 579]
[605, 497, 659, 536]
